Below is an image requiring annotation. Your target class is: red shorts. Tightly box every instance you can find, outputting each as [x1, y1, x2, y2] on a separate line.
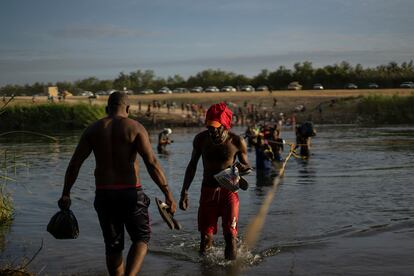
[198, 186, 239, 237]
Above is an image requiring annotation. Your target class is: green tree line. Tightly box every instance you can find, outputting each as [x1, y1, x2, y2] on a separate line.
[1, 61, 414, 96]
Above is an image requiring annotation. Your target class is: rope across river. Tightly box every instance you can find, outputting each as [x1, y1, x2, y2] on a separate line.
[231, 142, 299, 274]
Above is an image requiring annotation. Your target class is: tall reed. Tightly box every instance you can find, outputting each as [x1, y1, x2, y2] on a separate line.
[357, 94, 414, 124]
[0, 151, 15, 224]
[0, 103, 106, 131]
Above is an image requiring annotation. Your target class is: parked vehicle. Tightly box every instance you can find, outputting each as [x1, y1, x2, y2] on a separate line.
[80, 91, 94, 97]
[345, 83, 358, 89]
[256, 85, 269, 91]
[367, 83, 379, 89]
[138, 89, 154, 94]
[221, 86, 236, 92]
[190, 86, 204, 93]
[287, 82, 302, 90]
[241, 85, 255, 92]
[312, 83, 324, 90]
[204, 86, 220, 92]
[123, 89, 134, 95]
[400, 81, 414, 88]
[156, 87, 172, 94]
[173, 88, 189, 93]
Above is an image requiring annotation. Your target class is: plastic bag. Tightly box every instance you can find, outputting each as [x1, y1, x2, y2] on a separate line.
[214, 166, 240, 192]
[47, 209, 79, 239]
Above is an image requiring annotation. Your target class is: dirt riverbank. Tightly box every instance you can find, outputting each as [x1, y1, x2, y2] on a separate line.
[7, 88, 414, 128]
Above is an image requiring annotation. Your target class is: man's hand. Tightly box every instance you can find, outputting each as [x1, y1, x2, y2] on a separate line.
[58, 195, 71, 210]
[179, 193, 189, 211]
[165, 192, 177, 214]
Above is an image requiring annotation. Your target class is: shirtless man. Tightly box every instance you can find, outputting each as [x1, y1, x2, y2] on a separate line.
[58, 92, 176, 276]
[157, 128, 173, 154]
[179, 103, 250, 260]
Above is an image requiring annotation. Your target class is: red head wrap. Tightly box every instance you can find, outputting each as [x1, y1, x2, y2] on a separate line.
[205, 102, 233, 129]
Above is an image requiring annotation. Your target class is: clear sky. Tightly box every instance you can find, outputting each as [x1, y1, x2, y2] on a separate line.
[1, 0, 413, 85]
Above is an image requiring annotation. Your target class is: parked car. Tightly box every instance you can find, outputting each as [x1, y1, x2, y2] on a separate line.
[156, 87, 172, 94]
[80, 91, 94, 97]
[221, 86, 236, 92]
[367, 83, 379, 89]
[241, 85, 255, 92]
[287, 82, 302, 90]
[96, 90, 109, 95]
[190, 86, 204, 93]
[312, 83, 324, 90]
[204, 86, 220, 92]
[256, 85, 269, 91]
[138, 89, 154, 94]
[400, 81, 414, 88]
[345, 83, 358, 89]
[173, 88, 189, 93]
[123, 89, 134, 95]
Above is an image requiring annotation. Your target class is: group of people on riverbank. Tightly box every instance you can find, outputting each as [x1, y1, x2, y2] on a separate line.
[136, 98, 303, 129]
[56, 92, 315, 275]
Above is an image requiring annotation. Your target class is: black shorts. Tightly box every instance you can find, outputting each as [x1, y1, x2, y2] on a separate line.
[94, 188, 151, 255]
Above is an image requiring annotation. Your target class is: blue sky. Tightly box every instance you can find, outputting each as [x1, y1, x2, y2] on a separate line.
[1, 0, 413, 85]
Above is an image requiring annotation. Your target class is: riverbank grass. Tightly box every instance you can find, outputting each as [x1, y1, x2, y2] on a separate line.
[0, 103, 105, 131]
[357, 94, 414, 124]
[0, 184, 13, 224]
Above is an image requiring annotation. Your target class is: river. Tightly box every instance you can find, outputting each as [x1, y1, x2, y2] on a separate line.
[0, 125, 413, 275]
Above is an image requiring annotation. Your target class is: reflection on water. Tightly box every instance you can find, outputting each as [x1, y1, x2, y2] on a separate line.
[0, 223, 11, 253]
[0, 126, 414, 275]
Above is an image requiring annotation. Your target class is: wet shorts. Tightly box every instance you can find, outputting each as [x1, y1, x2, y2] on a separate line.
[198, 186, 239, 237]
[94, 188, 151, 255]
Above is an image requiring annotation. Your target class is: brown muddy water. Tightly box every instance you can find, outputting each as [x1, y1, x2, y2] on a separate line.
[0, 125, 413, 275]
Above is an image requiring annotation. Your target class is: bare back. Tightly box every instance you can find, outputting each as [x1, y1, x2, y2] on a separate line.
[85, 115, 142, 187]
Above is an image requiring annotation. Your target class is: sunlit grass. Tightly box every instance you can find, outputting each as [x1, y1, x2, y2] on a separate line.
[0, 103, 105, 131]
[357, 94, 414, 124]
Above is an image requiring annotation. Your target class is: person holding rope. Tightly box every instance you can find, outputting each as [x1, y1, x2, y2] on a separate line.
[295, 121, 316, 158]
[179, 102, 251, 260]
[58, 92, 177, 275]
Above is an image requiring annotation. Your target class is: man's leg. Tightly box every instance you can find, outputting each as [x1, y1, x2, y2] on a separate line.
[199, 233, 213, 256]
[224, 233, 237, 260]
[106, 252, 124, 276]
[125, 241, 148, 276]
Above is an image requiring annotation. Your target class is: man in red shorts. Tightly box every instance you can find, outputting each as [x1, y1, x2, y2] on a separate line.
[179, 102, 250, 260]
[58, 91, 176, 275]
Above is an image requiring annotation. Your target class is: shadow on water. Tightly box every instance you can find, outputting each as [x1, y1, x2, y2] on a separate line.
[295, 159, 316, 186]
[143, 219, 414, 274]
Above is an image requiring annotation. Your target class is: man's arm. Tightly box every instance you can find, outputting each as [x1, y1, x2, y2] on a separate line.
[236, 135, 251, 171]
[136, 125, 176, 213]
[59, 129, 92, 209]
[179, 135, 202, 210]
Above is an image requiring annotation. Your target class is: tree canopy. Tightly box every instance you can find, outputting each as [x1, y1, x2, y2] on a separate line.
[1, 61, 414, 96]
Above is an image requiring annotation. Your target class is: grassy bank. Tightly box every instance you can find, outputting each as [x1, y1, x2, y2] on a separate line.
[0, 186, 12, 224]
[357, 95, 414, 124]
[1, 91, 414, 131]
[0, 103, 105, 131]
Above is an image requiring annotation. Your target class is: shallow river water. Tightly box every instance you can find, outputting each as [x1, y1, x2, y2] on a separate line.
[0, 125, 414, 275]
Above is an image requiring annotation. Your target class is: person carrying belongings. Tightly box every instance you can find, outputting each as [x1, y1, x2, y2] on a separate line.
[179, 102, 252, 260]
[157, 128, 174, 154]
[268, 126, 285, 162]
[295, 121, 317, 158]
[56, 92, 177, 276]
